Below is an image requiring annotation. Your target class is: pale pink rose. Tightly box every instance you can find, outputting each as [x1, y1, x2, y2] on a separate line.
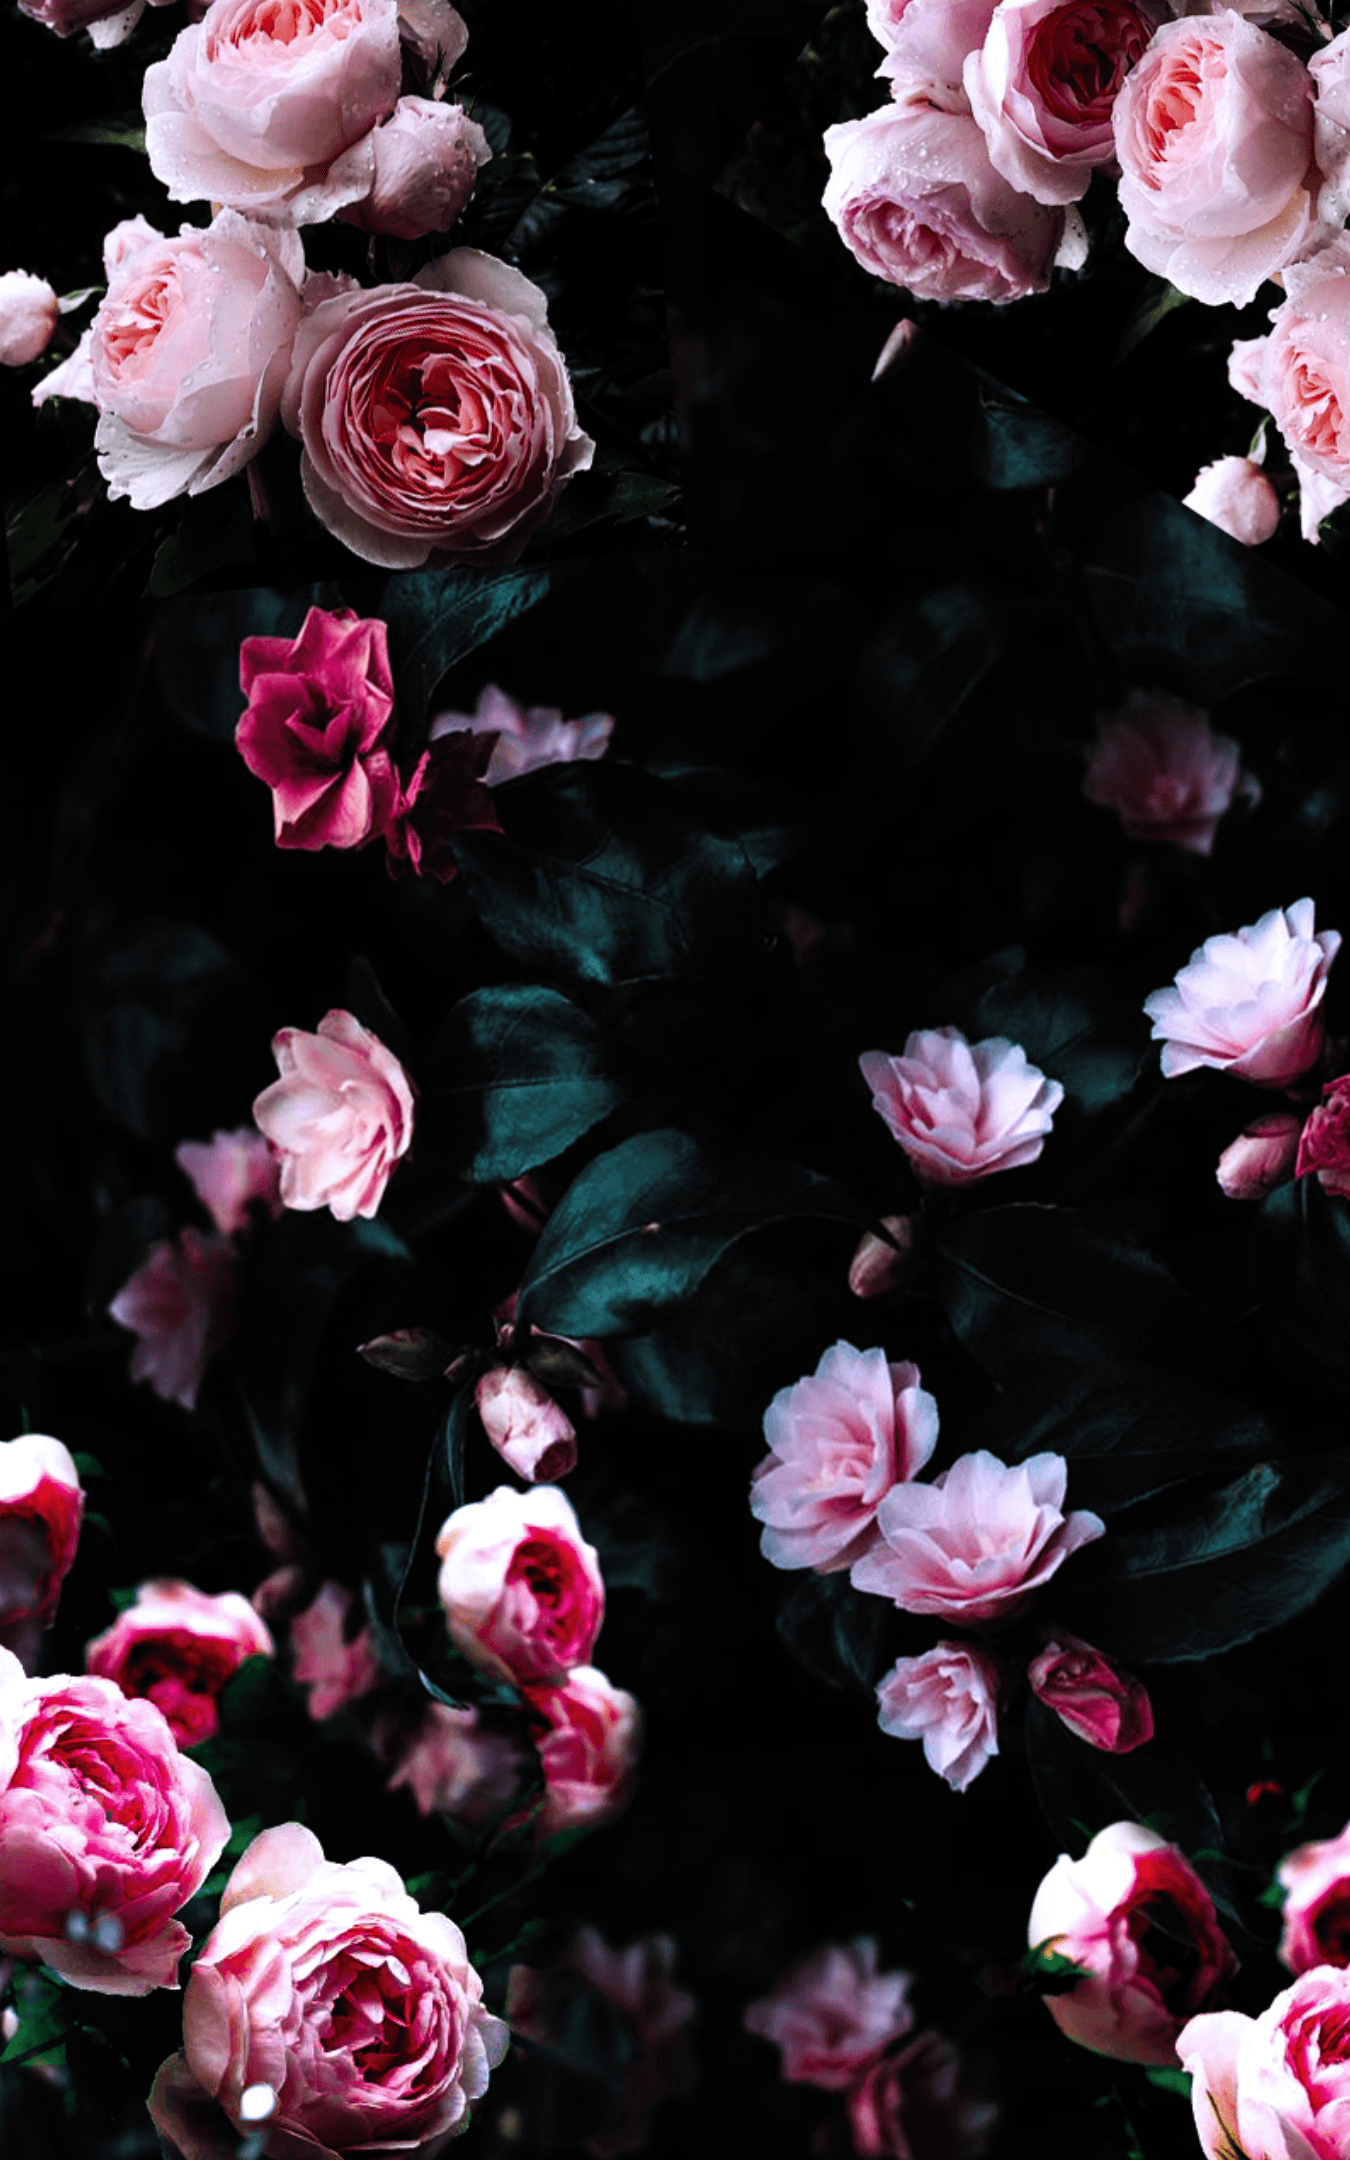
[1228, 240, 1350, 540]
[1277, 1823, 1350, 1972]
[175, 1127, 282, 1237]
[743, 1939, 914, 2089]
[1083, 691, 1252, 856]
[527, 1665, 641, 1841]
[280, 248, 594, 569]
[848, 1215, 917, 1299]
[1184, 454, 1281, 545]
[0, 1435, 84, 1626]
[875, 1641, 1002, 1792]
[430, 681, 616, 785]
[1180, 1968, 1350, 2160]
[108, 1228, 236, 1412]
[877, 0, 997, 98]
[867, 0, 915, 45]
[860, 1027, 1064, 1186]
[253, 1008, 415, 1221]
[434, 1484, 604, 1687]
[387, 1702, 527, 1826]
[1216, 1110, 1302, 1199]
[851, 1450, 1105, 1624]
[476, 1368, 578, 1484]
[1312, 29, 1350, 227]
[1029, 1822, 1237, 2064]
[340, 97, 491, 239]
[0, 1645, 229, 1994]
[289, 1581, 385, 1720]
[848, 2028, 997, 2159]
[236, 606, 401, 853]
[0, 273, 60, 366]
[964, 0, 1160, 206]
[1027, 1634, 1153, 1752]
[1143, 898, 1341, 1086]
[148, 1822, 508, 2157]
[750, 1341, 939, 1574]
[1111, 13, 1315, 307]
[86, 1580, 273, 1749]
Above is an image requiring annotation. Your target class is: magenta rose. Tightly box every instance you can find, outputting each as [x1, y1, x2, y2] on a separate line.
[279, 248, 594, 568]
[253, 1008, 415, 1221]
[527, 1664, 641, 1841]
[340, 96, 491, 239]
[435, 1484, 604, 1687]
[0, 272, 60, 367]
[1297, 1074, 1350, 1197]
[1218, 1111, 1302, 1200]
[1180, 1967, 1350, 2160]
[1277, 1822, 1350, 1973]
[860, 1027, 1064, 1186]
[744, 1939, 915, 2089]
[236, 606, 401, 852]
[1083, 691, 1253, 856]
[750, 1341, 939, 1574]
[476, 1367, 578, 1484]
[848, 2028, 997, 2159]
[965, 0, 1159, 205]
[1029, 1822, 1237, 2064]
[0, 1647, 229, 1994]
[289, 1581, 385, 1720]
[386, 1702, 527, 1827]
[876, 1641, 1003, 1792]
[1184, 454, 1281, 547]
[0, 1434, 84, 1628]
[108, 1227, 237, 1412]
[175, 1126, 282, 1237]
[1144, 897, 1341, 1087]
[148, 1822, 508, 2159]
[1027, 1634, 1153, 1752]
[85, 1580, 274, 1749]
[429, 681, 616, 785]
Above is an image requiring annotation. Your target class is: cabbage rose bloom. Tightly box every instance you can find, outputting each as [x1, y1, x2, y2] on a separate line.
[429, 681, 616, 785]
[1180, 1966, 1350, 2160]
[1143, 898, 1341, 1087]
[875, 1641, 1002, 1791]
[860, 1028, 1063, 1186]
[964, 0, 1159, 206]
[1217, 1111, 1302, 1200]
[1277, 1822, 1350, 1972]
[1184, 455, 1281, 547]
[175, 1127, 282, 1237]
[1083, 691, 1253, 856]
[86, 1580, 274, 1748]
[0, 272, 60, 366]
[851, 1450, 1104, 1624]
[1026, 1635, 1153, 1752]
[1297, 1074, 1350, 1199]
[848, 2028, 997, 2159]
[750, 1341, 939, 1573]
[236, 606, 401, 853]
[1029, 1822, 1237, 2064]
[527, 1665, 641, 1841]
[290, 1581, 385, 1721]
[340, 95, 491, 238]
[743, 1938, 914, 2089]
[253, 1009, 415, 1221]
[148, 1823, 508, 2157]
[0, 1434, 84, 1627]
[435, 1484, 604, 1687]
[108, 1228, 237, 1412]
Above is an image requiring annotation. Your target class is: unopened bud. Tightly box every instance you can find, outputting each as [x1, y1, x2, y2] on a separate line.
[848, 1216, 915, 1298]
[1216, 1112, 1301, 1201]
[475, 1367, 577, 1483]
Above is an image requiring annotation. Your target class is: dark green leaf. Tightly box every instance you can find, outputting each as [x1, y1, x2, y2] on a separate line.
[946, 957, 1151, 1120]
[377, 566, 551, 721]
[145, 482, 258, 599]
[1114, 279, 1191, 365]
[537, 469, 681, 546]
[549, 106, 650, 211]
[1255, 1178, 1350, 1396]
[774, 1568, 890, 1695]
[357, 1328, 459, 1381]
[425, 984, 624, 1181]
[153, 588, 342, 740]
[971, 391, 1083, 490]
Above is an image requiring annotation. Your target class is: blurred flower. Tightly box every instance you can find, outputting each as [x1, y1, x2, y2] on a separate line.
[0, 1434, 84, 1627]
[1180, 1967, 1350, 2160]
[744, 1939, 914, 2090]
[476, 1367, 577, 1484]
[876, 1641, 1002, 1792]
[1277, 1820, 1350, 1972]
[1217, 1112, 1303, 1200]
[86, 1580, 273, 1748]
[435, 1484, 604, 1687]
[430, 681, 616, 785]
[290, 1582, 384, 1721]
[1027, 1635, 1153, 1753]
[1144, 899, 1340, 1086]
[860, 1029, 1063, 1187]
[1184, 456, 1281, 547]
[175, 1127, 282, 1237]
[253, 1009, 415, 1222]
[527, 1666, 641, 1842]
[0, 272, 59, 366]
[847, 2027, 997, 2158]
[1083, 692, 1254, 856]
[1297, 1074, 1350, 1198]
[384, 726, 502, 882]
[236, 607, 400, 853]
[387, 1702, 528, 1828]
[108, 1228, 236, 1411]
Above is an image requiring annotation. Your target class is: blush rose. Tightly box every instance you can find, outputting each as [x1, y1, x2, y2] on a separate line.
[1230, 239, 1350, 541]
[253, 1008, 415, 1221]
[1144, 897, 1341, 1086]
[1184, 455, 1281, 546]
[236, 605, 400, 852]
[0, 272, 60, 367]
[85, 1580, 274, 1749]
[386, 1702, 527, 1827]
[429, 681, 616, 785]
[860, 1027, 1064, 1186]
[175, 1126, 282, 1237]
[743, 1938, 914, 2088]
[435, 1484, 604, 1687]
[875, 1641, 1002, 1791]
[289, 1581, 385, 1720]
[1218, 1111, 1302, 1200]
[965, 0, 1159, 206]
[527, 1665, 641, 1841]
[108, 1228, 237, 1412]
[1180, 1966, 1350, 2160]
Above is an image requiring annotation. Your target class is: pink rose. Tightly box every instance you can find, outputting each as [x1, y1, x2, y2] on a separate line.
[867, 0, 916, 46]
[1313, 29, 1350, 227]
[0, 1434, 84, 1627]
[236, 606, 401, 852]
[175, 1126, 282, 1237]
[1083, 691, 1253, 856]
[1277, 1823, 1350, 1973]
[527, 1664, 641, 1841]
[434, 1483, 604, 1686]
[429, 681, 617, 785]
[0, 272, 60, 366]
[253, 1008, 415, 1221]
[148, 1822, 508, 2158]
[749, 1341, 939, 1574]
[340, 97, 491, 239]
[875, 1641, 1002, 1791]
[476, 1367, 578, 1484]
[877, 0, 998, 99]
[847, 2028, 997, 2159]
[1298, 1073, 1350, 1197]
[1229, 246, 1350, 540]
[1111, 13, 1315, 307]
[1029, 1821, 1237, 2064]
[1180, 1967, 1350, 2160]
[386, 1702, 527, 1826]
[824, 94, 1063, 305]
[108, 1227, 236, 1412]
[1184, 454, 1281, 546]
[85, 1580, 274, 1749]
[965, 0, 1159, 205]
[850, 1450, 1105, 1624]
[290, 1581, 385, 1720]
[0, 1646, 229, 1994]
[860, 1028, 1064, 1186]
[280, 248, 594, 569]
[743, 1939, 914, 2089]
[1143, 897, 1341, 1086]
[1217, 1110, 1302, 1199]
[1027, 1634, 1153, 1752]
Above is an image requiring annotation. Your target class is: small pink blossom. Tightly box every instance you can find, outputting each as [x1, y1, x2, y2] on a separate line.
[1027, 1634, 1153, 1752]
[86, 1581, 273, 1748]
[236, 607, 401, 853]
[848, 2027, 997, 2159]
[1297, 1073, 1350, 1198]
[0, 273, 60, 366]
[1144, 898, 1341, 1087]
[1083, 692, 1254, 857]
[435, 1484, 603, 1687]
[476, 1367, 577, 1484]
[430, 682, 616, 786]
[340, 97, 492, 239]
[876, 1641, 1002, 1792]
[527, 1665, 641, 1842]
[175, 1127, 281, 1237]
[1277, 1821, 1350, 1973]
[1217, 1112, 1302, 1200]
[1184, 456, 1281, 548]
[743, 1939, 914, 2090]
[108, 1228, 236, 1412]
[387, 1702, 527, 1827]
[0, 1435, 84, 1627]
[860, 1028, 1063, 1187]
[290, 1581, 384, 1721]
[253, 1008, 415, 1221]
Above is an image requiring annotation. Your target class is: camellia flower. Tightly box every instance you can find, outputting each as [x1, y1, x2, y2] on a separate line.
[527, 1665, 641, 1842]
[289, 1581, 385, 1721]
[0, 272, 60, 366]
[175, 1127, 282, 1237]
[429, 682, 616, 786]
[1217, 1111, 1303, 1201]
[386, 1702, 528, 1828]
[1184, 456, 1281, 548]
[860, 1028, 1064, 1186]
[743, 1938, 914, 2089]
[435, 1484, 604, 1687]
[750, 1341, 939, 1573]
[85, 1580, 274, 1749]
[851, 1450, 1104, 1625]
[1180, 1966, 1350, 2160]
[476, 1367, 578, 1484]
[875, 1640, 1002, 1792]
[107, 1228, 237, 1412]
[1027, 1634, 1153, 1753]
[1143, 898, 1341, 1087]
[1028, 1822, 1237, 2064]
[1297, 1074, 1350, 1198]
[1276, 1821, 1350, 1972]
[1082, 692, 1253, 857]
[253, 1009, 415, 1221]
[235, 607, 401, 853]
[848, 2028, 997, 2159]
[147, 1823, 508, 2157]
[0, 1434, 84, 1627]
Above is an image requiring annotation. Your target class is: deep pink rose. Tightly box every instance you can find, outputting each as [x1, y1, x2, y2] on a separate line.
[340, 97, 491, 239]
[1276, 1823, 1350, 1973]
[236, 606, 401, 852]
[149, 1822, 508, 2158]
[429, 681, 616, 785]
[280, 248, 594, 569]
[86, 1580, 274, 1749]
[434, 1484, 603, 1687]
[1184, 454, 1281, 546]
[1298, 1074, 1350, 1197]
[851, 1450, 1104, 1624]
[0, 1647, 229, 1994]
[1217, 1111, 1302, 1199]
[476, 1367, 578, 1484]
[176, 1126, 282, 1236]
[253, 1008, 415, 1221]
[1029, 1822, 1237, 2064]
[965, 0, 1159, 205]
[108, 1228, 236, 1412]
[861, 1027, 1063, 1186]
[383, 726, 502, 882]
[0, 1434, 84, 1627]
[750, 1340, 939, 1573]
[0, 273, 60, 366]
[1180, 1967, 1350, 2160]
[290, 1581, 385, 1720]
[1229, 242, 1350, 543]
[847, 2028, 997, 2159]
[1111, 13, 1315, 307]
[876, 1641, 1002, 1791]
[823, 91, 1063, 305]
[386, 1702, 527, 1827]
[1083, 690, 1253, 856]
[527, 1664, 641, 1841]
[743, 1939, 915, 2090]
[1144, 897, 1341, 1086]
[1027, 1634, 1153, 1752]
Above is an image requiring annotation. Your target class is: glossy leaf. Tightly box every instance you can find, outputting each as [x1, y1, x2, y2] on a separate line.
[425, 983, 624, 1181]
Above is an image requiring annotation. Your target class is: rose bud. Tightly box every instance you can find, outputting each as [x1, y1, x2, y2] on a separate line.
[1276, 1820, 1350, 1972]
[107, 1228, 237, 1412]
[175, 1127, 282, 1238]
[289, 1581, 385, 1721]
[1184, 456, 1281, 548]
[848, 2028, 997, 2159]
[85, 1580, 274, 1748]
[1181, 1967, 1350, 2160]
[1083, 692, 1255, 858]
[860, 1029, 1064, 1186]
[429, 681, 616, 785]
[235, 607, 401, 854]
[1144, 899, 1341, 1088]
[743, 1939, 914, 2089]
[0, 272, 60, 366]
[1027, 1822, 1237, 2064]
[1217, 1112, 1303, 1201]
[476, 1367, 577, 1484]
[0, 1435, 84, 1629]
[340, 97, 491, 240]
[876, 1641, 1002, 1792]
[387, 1702, 528, 1829]
[848, 1216, 916, 1299]
[253, 1009, 415, 1222]
[436, 1485, 603, 1688]
[1297, 1074, 1350, 1198]
[1027, 1635, 1153, 1753]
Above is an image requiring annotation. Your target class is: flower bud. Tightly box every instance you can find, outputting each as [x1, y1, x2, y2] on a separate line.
[1216, 1112, 1302, 1200]
[475, 1367, 577, 1484]
[1027, 1634, 1153, 1752]
[1183, 456, 1280, 547]
[848, 1216, 915, 1298]
[0, 272, 60, 367]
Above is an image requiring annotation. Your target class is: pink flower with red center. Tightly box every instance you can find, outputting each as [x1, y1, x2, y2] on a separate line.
[435, 1484, 604, 1687]
[0, 1434, 84, 1627]
[236, 607, 401, 853]
[965, 0, 1160, 206]
[1027, 1634, 1153, 1753]
[86, 1580, 274, 1749]
[1297, 1074, 1350, 1198]
[1180, 1967, 1350, 2159]
[1277, 1821, 1350, 1973]
[744, 1938, 915, 2089]
[107, 1228, 237, 1412]
[526, 1665, 641, 1842]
